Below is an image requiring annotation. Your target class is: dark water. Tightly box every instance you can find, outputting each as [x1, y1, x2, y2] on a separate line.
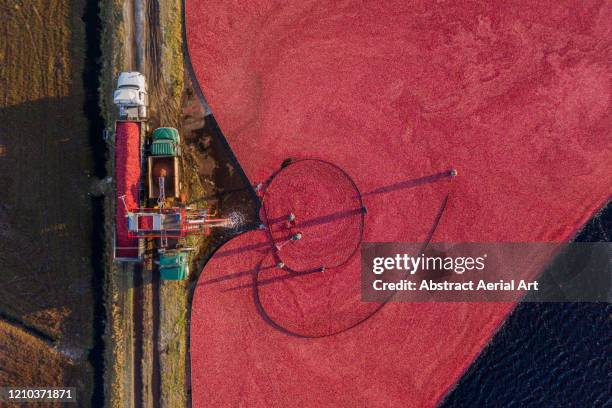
[440, 203, 611, 407]
[82, 0, 106, 406]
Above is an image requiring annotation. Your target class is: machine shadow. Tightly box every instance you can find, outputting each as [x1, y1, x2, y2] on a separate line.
[220, 170, 453, 258]
[361, 170, 452, 197]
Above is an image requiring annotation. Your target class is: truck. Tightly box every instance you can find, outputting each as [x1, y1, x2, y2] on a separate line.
[112, 72, 230, 276]
[113, 71, 148, 120]
[148, 127, 181, 207]
[113, 72, 147, 262]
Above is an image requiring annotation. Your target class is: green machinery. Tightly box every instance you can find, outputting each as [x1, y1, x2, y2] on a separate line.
[159, 250, 189, 281]
[148, 127, 181, 205]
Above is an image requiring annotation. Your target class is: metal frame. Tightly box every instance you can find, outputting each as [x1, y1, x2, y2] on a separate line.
[124, 207, 228, 238]
[112, 224, 143, 262]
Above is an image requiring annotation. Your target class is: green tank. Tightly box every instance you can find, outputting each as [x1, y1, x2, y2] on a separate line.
[150, 127, 180, 156]
[159, 251, 189, 281]
[148, 127, 181, 202]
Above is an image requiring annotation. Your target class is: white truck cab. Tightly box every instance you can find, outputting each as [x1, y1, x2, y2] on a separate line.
[114, 72, 148, 119]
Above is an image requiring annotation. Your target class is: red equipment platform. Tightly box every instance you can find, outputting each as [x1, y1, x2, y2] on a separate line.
[125, 207, 226, 238]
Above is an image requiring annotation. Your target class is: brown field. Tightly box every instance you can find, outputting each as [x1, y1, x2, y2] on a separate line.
[0, 1, 71, 107]
[0, 320, 78, 407]
[0, 0, 95, 402]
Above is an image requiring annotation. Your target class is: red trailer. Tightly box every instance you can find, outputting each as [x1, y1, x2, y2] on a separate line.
[114, 121, 143, 261]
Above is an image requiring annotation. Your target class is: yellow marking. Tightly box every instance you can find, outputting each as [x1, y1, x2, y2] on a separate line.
[40, 223, 67, 234]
